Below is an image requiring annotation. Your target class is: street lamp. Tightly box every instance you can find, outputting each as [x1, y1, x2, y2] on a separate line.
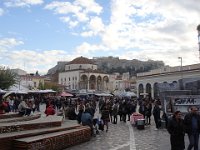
[197, 24, 200, 61]
[178, 57, 183, 90]
[178, 57, 182, 70]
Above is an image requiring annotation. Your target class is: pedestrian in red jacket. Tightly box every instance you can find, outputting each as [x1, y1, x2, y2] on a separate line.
[45, 105, 55, 116]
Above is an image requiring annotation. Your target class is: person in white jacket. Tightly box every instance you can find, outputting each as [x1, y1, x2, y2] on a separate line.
[18, 99, 31, 116]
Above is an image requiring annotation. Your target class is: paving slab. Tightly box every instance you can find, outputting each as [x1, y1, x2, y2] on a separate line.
[64, 118, 200, 150]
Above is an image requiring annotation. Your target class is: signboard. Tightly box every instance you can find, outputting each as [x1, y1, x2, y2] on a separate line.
[164, 95, 200, 114]
[174, 96, 200, 106]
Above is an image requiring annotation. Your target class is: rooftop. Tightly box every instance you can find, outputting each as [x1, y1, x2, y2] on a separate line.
[68, 56, 95, 65]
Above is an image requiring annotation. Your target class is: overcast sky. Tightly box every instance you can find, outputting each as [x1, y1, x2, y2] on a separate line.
[0, 0, 200, 74]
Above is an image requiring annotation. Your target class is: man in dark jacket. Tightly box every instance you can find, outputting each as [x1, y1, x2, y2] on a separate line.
[184, 106, 200, 150]
[112, 102, 119, 124]
[121, 100, 127, 122]
[153, 102, 161, 130]
[167, 111, 185, 150]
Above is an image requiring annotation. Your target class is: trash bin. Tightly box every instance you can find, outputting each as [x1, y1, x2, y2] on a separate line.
[137, 119, 145, 130]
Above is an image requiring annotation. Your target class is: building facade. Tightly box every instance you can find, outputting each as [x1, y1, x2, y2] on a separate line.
[136, 63, 200, 99]
[108, 73, 132, 92]
[58, 56, 109, 92]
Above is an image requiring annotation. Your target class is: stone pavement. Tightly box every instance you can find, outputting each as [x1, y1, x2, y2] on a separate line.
[64, 119, 198, 150]
[37, 104, 195, 150]
[66, 121, 130, 150]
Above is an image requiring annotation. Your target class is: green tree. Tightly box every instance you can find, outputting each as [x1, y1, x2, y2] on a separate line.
[0, 67, 17, 90]
[35, 71, 39, 76]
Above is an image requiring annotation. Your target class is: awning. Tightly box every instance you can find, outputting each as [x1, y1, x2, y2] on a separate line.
[95, 93, 113, 97]
[28, 89, 56, 94]
[0, 89, 6, 94]
[59, 91, 73, 97]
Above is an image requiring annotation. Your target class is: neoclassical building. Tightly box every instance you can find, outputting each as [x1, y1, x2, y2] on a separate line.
[59, 56, 109, 92]
[136, 63, 200, 99]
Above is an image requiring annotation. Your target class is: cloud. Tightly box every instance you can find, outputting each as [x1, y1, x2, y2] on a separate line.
[119, 44, 199, 67]
[2, 0, 200, 74]
[73, 0, 200, 66]
[80, 16, 104, 37]
[74, 0, 102, 15]
[45, 0, 102, 25]
[45, 0, 200, 65]
[0, 8, 4, 16]
[1, 48, 73, 74]
[4, 0, 44, 7]
[0, 38, 24, 48]
[0, 38, 71, 74]
[75, 42, 107, 54]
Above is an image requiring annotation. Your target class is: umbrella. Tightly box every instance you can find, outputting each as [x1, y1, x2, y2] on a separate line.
[0, 89, 6, 94]
[3, 91, 14, 99]
[39, 89, 56, 93]
[124, 91, 136, 97]
[95, 93, 113, 97]
[60, 91, 73, 97]
[28, 89, 40, 93]
[12, 90, 28, 94]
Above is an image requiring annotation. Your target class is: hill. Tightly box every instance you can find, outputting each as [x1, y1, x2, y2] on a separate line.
[47, 56, 165, 76]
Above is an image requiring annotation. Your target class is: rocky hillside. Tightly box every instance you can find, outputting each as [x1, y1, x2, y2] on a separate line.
[47, 61, 68, 75]
[47, 56, 164, 76]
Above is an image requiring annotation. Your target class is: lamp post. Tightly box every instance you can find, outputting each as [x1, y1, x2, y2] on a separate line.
[178, 57, 183, 90]
[178, 57, 182, 70]
[197, 25, 200, 61]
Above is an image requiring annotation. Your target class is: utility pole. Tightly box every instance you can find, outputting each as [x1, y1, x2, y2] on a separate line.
[197, 24, 200, 61]
[178, 57, 183, 90]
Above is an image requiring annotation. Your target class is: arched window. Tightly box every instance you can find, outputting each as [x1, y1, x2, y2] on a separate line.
[61, 78, 63, 84]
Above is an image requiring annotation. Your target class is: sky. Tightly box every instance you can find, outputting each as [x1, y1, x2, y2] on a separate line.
[0, 0, 200, 74]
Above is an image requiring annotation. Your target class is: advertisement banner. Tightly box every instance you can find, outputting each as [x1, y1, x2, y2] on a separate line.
[165, 95, 200, 114]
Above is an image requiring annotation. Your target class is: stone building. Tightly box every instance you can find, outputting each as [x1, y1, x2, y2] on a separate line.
[136, 63, 200, 99]
[58, 56, 109, 92]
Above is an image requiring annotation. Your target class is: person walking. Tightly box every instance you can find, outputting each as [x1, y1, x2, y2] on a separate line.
[101, 103, 110, 132]
[75, 101, 85, 124]
[121, 100, 127, 122]
[112, 101, 119, 124]
[167, 111, 185, 150]
[139, 100, 146, 120]
[145, 102, 152, 125]
[184, 106, 200, 150]
[153, 101, 161, 130]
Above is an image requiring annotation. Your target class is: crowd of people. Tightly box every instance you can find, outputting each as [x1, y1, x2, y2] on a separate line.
[1, 93, 200, 149]
[64, 96, 138, 135]
[167, 106, 200, 150]
[0, 94, 58, 116]
[63, 96, 167, 136]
